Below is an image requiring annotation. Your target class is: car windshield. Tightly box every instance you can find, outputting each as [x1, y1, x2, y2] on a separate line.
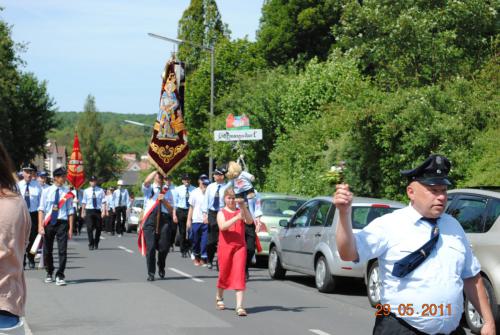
[261, 198, 305, 217]
[351, 206, 397, 229]
[133, 199, 144, 208]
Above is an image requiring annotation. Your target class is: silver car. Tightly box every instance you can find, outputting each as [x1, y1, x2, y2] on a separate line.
[126, 197, 144, 233]
[446, 188, 500, 334]
[268, 196, 404, 294]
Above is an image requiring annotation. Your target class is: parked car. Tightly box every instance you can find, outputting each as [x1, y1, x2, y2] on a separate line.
[255, 193, 307, 258]
[445, 188, 500, 333]
[126, 197, 144, 233]
[268, 196, 404, 295]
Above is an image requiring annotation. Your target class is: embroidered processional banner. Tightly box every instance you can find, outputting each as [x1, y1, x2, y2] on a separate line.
[148, 58, 189, 176]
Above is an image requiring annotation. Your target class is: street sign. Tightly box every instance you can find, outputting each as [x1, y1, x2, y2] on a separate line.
[214, 129, 263, 142]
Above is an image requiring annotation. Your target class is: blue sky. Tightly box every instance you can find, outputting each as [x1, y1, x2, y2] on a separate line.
[1, 0, 264, 114]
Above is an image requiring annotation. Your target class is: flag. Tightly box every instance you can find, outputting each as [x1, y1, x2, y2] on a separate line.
[148, 57, 189, 176]
[67, 132, 85, 189]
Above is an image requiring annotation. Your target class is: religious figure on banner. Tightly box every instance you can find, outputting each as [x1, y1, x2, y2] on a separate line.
[148, 57, 189, 176]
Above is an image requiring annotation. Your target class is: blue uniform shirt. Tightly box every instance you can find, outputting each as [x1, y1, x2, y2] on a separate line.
[142, 183, 174, 214]
[354, 205, 480, 334]
[17, 179, 42, 212]
[81, 186, 105, 210]
[202, 182, 229, 213]
[173, 184, 196, 209]
[112, 188, 130, 208]
[38, 184, 75, 221]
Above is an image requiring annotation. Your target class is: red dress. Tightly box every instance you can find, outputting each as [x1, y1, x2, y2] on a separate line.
[216, 208, 247, 290]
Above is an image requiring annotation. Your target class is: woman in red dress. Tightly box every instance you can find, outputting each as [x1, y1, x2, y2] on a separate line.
[215, 187, 254, 316]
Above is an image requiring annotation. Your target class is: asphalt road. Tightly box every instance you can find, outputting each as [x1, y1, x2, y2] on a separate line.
[22, 230, 472, 335]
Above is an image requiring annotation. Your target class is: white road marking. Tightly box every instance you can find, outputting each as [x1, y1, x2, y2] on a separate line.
[118, 246, 134, 254]
[21, 317, 33, 335]
[168, 267, 204, 283]
[100, 236, 106, 240]
[309, 330, 332, 335]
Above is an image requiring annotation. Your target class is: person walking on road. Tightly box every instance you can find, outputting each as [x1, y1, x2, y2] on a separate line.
[37, 170, 50, 190]
[141, 171, 175, 281]
[17, 163, 42, 270]
[173, 173, 195, 258]
[215, 187, 254, 316]
[334, 154, 496, 335]
[103, 187, 115, 234]
[113, 180, 129, 237]
[187, 174, 210, 266]
[0, 142, 31, 332]
[38, 167, 74, 286]
[81, 176, 105, 250]
[202, 166, 228, 270]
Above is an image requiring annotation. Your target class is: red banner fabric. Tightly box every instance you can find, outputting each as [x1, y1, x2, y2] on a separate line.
[148, 58, 189, 176]
[67, 132, 85, 189]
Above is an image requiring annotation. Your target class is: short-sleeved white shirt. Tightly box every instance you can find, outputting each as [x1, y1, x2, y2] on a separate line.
[355, 205, 480, 334]
[189, 187, 205, 223]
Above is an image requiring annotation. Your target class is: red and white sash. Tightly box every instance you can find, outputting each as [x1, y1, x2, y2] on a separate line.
[30, 191, 74, 254]
[137, 186, 167, 256]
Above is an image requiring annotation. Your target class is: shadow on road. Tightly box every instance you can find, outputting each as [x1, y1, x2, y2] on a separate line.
[245, 305, 324, 314]
[66, 278, 119, 285]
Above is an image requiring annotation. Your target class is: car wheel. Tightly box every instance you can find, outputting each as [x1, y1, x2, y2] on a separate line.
[315, 256, 335, 293]
[268, 247, 286, 279]
[367, 260, 381, 307]
[465, 277, 498, 334]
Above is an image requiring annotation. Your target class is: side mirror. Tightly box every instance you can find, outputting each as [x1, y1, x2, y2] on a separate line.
[279, 219, 288, 228]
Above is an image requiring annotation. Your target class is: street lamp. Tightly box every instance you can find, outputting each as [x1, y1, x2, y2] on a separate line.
[148, 32, 215, 179]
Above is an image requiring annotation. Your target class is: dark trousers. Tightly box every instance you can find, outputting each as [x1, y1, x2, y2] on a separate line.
[176, 208, 190, 253]
[105, 210, 115, 233]
[373, 313, 466, 335]
[115, 206, 127, 234]
[24, 211, 38, 266]
[43, 220, 69, 279]
[143, 210, 173, 276]
[245, 223, 256, 273]
[207, 210, 219, 264]
[85, 209, 102, 247]
[191, 222, 208, 259]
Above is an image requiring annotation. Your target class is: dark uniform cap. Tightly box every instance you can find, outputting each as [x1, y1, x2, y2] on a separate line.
[89, 175, 97, 181]
[198, 174, 208, 180]
[22, 163, 37, 171]
[53, 167, 67, 177]
[37, 171, 48, 177]
[181, 173, 190, 180]
[214, 166, 227, 176]
[400, 154, 452, 186]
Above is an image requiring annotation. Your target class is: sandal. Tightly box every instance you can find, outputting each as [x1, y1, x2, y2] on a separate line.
[236, 306, 247, 316]
[216, 297, 225, 310]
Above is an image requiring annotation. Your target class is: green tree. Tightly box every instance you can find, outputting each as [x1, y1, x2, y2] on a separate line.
[177, 0, 227, 70]
[77, 95, 122, 180]
[256, 0, 342, 66]
[0, 14, 56, 167]
[334, 0, 499, 88]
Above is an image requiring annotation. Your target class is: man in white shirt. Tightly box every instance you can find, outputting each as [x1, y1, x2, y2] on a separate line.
[334, 154, 495, 335]
[17, 163, 42, 269]
[187, 174, 210, 266]
[113, 180, 129, 237]
[81, 176, 105, 250]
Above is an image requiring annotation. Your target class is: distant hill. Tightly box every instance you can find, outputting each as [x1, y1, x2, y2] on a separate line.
[50, 111, 156, 155]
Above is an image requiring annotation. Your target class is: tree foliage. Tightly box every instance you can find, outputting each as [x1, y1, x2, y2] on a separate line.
[334, 0, 499, 87]
[0, 15, 56, 168]
[256, 0, 342, 66]
[77, 95, 123, 180]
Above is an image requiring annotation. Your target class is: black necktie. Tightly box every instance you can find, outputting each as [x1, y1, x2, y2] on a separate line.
[50, 188, 60, 225]
[118, 190, 122, 207]
[24, 183, 30, 209]
[185, 185, 190, 208]
[92, 187, 97, 209]
[392, 217, 440, 278]
[213, 185, 221, 211]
